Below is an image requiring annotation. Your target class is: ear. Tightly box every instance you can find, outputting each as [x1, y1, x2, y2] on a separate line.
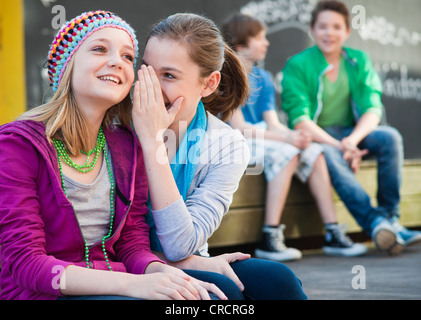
[201, 71, 221, 98]
[309, 26, 315, 40]
[235, 45, 246, 53]
[345, 26, 351, 39]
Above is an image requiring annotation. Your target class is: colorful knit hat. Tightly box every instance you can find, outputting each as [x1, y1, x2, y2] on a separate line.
[47, 10, 138, 92]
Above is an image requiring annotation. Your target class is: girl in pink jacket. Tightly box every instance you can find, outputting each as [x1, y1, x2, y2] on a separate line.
[0, 10, 225, 300]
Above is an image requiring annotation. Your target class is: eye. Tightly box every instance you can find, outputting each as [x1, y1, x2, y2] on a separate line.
[164, 73, 176, 80]
[93, 46, 107, 53]
[123, 54, 134, 63]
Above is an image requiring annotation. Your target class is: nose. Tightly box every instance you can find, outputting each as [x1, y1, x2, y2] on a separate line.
[264, 37, 270, 47]
[326, 26, 334, 36]
[107, 50, 124, 68]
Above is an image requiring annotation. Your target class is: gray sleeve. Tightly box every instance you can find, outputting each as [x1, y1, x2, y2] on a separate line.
[151, 130, 250, 261]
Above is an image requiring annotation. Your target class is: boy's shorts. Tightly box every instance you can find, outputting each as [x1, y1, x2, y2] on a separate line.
[247, 138, 323, 182]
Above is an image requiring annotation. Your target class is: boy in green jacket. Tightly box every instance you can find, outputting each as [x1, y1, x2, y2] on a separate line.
[281, 0, 421, 255]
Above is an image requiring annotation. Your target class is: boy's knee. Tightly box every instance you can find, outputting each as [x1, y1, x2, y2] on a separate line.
[375, 126, 403, 148]
[385, 127, 402, 144]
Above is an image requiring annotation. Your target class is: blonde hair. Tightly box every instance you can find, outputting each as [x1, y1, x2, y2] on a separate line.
[148, 13, 249, 121]
[19, 57, 132, 156]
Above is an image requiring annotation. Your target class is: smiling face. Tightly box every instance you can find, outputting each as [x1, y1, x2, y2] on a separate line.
[311, 10, 350, 59]
[71, 28, 136, 117]
[142, 36, 210, 126]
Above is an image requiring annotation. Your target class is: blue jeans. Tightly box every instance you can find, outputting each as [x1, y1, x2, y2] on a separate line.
[321, 125, 403, 234]
[186, 258, 307, 300]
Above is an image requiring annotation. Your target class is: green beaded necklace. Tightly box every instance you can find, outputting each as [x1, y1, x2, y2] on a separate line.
[53, 127, 115, 271]
[53, 127, 106, 173]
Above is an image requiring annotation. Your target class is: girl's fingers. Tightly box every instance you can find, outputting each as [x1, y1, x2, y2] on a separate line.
[141, 65, 156, 106]
[193, 282, 211, 300]
[166, 275, 199, 300]
[138, 65, 171, 115]
[223, 267, 244, 292]
[132, 81, 140, 110]
[167, 96, 183, 119]
[174, 276, 200, 300]
[160, 287, 185, 300]
[219, 253, 249, 291]
[196, 281, 227, 300]
[162, 272, 226, 301]
[147, 66, 165, 109]
[138, 69, 148, 109]
[223, 252, 251, 263]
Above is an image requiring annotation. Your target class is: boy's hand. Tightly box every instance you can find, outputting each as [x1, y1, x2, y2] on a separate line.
[287, 130, 312, 150]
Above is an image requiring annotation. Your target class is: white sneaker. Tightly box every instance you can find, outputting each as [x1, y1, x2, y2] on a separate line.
[371, 217, 404, 255]
[322, 224, 367, 257]
[391, 218, 421, 246]
[254, 225, 302, 261]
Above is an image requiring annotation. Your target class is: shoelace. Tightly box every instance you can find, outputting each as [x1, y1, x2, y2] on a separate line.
[329, 224, 353, 247]
[267, 225, 288, 251]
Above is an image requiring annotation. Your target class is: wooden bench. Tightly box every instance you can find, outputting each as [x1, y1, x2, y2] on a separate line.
[208, 160, 421, 248]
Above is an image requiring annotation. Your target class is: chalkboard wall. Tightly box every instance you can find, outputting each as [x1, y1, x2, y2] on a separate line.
[24, 0, 421, 158]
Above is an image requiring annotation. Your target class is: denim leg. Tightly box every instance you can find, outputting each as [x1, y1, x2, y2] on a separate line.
[230, 258, 307, 300]
[321, 143, 380, 233]
[359, 126, 403, 218]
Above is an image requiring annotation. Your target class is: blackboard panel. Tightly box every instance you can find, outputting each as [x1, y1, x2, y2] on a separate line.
[24, 0, 421, 158]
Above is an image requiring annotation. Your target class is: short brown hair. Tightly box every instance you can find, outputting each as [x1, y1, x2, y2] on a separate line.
[310, 0, 350, 29]
[221, 13, 266, 50]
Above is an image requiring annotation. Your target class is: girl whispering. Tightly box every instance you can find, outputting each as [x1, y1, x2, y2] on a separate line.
[132, 13, 307, 300]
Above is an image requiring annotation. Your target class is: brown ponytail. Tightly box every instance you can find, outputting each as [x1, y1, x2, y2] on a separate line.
[148, 13, 249, 121]
[202, 43, 249, 121]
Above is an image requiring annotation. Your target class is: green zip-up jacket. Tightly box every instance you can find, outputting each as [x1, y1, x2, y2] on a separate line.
[281, 45, 383, 128]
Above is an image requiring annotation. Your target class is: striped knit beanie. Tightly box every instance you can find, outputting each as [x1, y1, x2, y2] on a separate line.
[47, 10, 138, 92]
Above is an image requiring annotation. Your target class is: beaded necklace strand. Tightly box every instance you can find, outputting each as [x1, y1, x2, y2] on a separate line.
[53, 127, 106, 173]
[53, 127, 115, 271]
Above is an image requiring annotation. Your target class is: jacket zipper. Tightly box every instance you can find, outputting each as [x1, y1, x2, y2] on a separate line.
[314, 64, 334, 123]
[313, 49, 359, 123]
[66, 203, 91, 265]
[93, 183, 133, 247]
[92, 202, 133, 248]
[71, 201, 132, 268]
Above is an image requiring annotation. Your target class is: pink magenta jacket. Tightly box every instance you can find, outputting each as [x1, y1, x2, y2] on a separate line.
[0, 120, 163, 300]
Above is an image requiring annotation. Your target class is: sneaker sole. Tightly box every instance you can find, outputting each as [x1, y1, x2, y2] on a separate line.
[254, 249, 302, 262]
[375, 229, 404, 255]
[322, 244, 368, 257]
[405, 235, 421, 246]
[388, 242, 404, 256]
